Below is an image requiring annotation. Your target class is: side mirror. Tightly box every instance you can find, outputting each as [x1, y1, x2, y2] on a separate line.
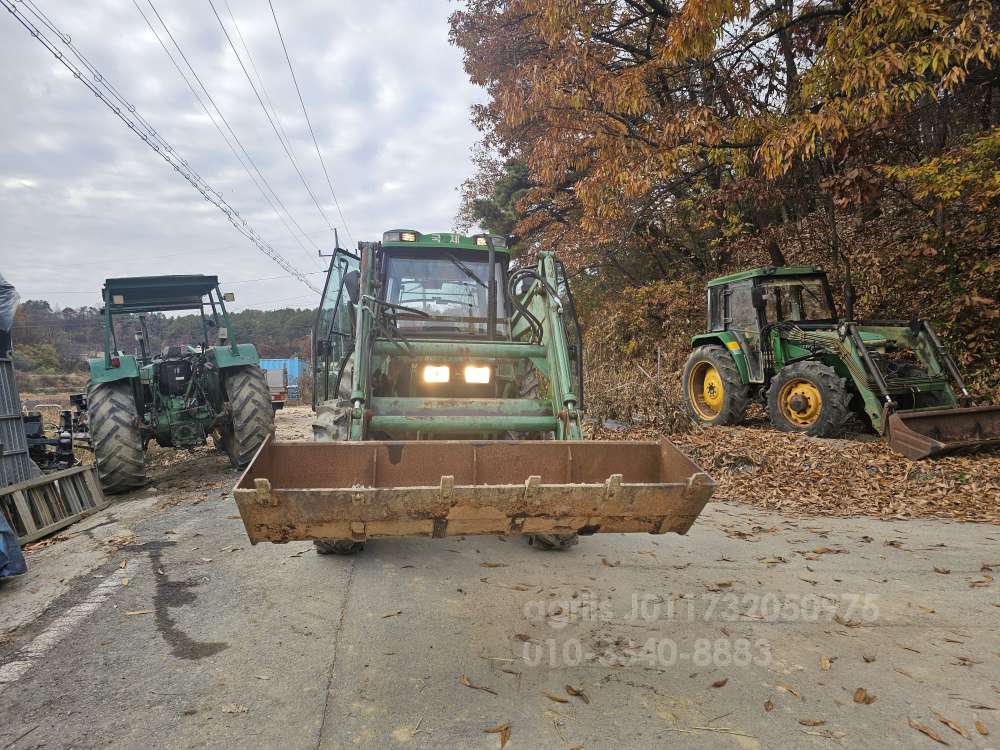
[751, 287, 766, 310]
[223, 292, 235, 302]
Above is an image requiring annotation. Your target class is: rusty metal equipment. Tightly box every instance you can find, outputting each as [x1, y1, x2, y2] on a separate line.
[236, 230, 715, 551]
[236, 439, 713, 543]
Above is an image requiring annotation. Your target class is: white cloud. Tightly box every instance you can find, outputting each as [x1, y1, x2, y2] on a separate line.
[0, 0, 486, 310]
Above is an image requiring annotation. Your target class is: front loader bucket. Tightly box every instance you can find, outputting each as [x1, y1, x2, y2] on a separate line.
[234, 438, 714, 544]
[887, 405, 1000, 460]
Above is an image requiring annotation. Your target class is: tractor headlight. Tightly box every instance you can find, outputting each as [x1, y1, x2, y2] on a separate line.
[463, 365, 491, 384]
[422, 365, 450, 383]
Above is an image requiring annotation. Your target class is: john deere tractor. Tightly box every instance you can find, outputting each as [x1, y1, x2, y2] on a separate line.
[233, 230, 714, 554]
[88, 276, 273, 493]
[683, 266, 1000, 458]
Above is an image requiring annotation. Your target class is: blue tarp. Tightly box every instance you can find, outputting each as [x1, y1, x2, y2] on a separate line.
[260, 357, 301, 385]
[0, 512, 27, 578]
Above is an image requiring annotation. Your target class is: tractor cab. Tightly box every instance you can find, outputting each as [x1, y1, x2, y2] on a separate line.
[704, 266, 836, 383]
[707, 266, 836, 332]
[312, 230, 563, 411]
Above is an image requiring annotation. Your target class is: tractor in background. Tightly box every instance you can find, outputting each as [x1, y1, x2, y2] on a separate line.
[682, 266, 1000, 459]
[87, 275, 273, 493]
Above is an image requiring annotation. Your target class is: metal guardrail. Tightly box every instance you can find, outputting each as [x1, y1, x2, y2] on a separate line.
[0, 465, 107, 545]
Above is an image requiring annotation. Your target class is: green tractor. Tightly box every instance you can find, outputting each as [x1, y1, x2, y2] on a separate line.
[682, 266, 1000, 458]
[87, 275, 273, 493]
[234, 230, 714, 554]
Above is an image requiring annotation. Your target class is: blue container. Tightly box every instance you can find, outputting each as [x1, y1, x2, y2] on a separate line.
[259, 357, 301, 386]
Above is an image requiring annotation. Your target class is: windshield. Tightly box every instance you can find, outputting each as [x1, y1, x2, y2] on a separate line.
[759, 277, 834, 322]
[384, 253, 508, 336]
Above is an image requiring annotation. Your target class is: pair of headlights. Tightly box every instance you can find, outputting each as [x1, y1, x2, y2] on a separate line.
[422, 364, 490, 384]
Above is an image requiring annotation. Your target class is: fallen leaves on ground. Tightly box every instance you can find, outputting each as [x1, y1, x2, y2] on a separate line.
[459, 675, 498, 696]
[480, 562, 508, 568]
[799, 719, 826, 726]
[124, 610, 153, 616]
[221, 704, 249, 714]
[483, 722, 511, 748]
[975, 720, 989, 736]
[565, 685, 590, 704]
[776, 682, 801, 699]
[909, 719, 949, 745]
[853, 687, 876, 704]
[587, 422, 1000, 522]
[711, 678, 728, 688]
[933, 712, 969, 739]
[543, 692, 569, 704]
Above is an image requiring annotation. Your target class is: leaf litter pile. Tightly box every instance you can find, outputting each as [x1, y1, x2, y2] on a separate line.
[588, 421, 1000, 522]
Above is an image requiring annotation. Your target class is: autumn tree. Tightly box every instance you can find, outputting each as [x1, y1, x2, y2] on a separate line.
[451, 0, 1000, 387]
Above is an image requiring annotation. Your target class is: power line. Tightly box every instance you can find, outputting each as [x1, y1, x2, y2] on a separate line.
[1, 0, 321, 296]
[206, 0, 337, 239]
[220, 0, 322, 269]
[268, 0, 353, 246]
[5, 229, 337, 271]
[136, 0, 326, 264]
[31, 270, 326, 296]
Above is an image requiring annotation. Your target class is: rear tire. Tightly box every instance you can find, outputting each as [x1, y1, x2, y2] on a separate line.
[223, 366, 274, 468]
[314, 539, 364, 555]
[767, 362, 850, 437]
[528, 534, 579, 551]
[682, 345, 748, 425]
[89, 380, 146, 494]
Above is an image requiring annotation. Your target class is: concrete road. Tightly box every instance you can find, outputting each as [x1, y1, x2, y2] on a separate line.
[1, 409, 997, 749]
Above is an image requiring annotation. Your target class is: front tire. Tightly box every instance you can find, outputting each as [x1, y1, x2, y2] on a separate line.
[682, 345, 749, 425]
[223, 366, 274, 468]
[528, 534, 579, 551]
[89, 380, 146, 494]
[314, 539, 364, 555]
[766, 362, 850, 437]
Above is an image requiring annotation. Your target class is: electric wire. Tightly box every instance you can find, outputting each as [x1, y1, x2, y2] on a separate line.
[206, 0, 337, 238]
[268, 0, 353, 246]
[1, 0, 321, 295]
[137, 0, 326, 262]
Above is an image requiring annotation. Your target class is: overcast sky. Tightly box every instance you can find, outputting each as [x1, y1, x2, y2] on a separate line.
[0, 0, 485, 312]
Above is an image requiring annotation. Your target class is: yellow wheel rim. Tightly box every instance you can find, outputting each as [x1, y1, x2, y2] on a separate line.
[779, 379, 823, 427]
[688, 361, 725, 420]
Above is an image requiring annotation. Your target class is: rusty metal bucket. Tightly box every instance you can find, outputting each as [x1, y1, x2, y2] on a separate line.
[233, 438, 715, 544]
[887, 404, 1000, 460]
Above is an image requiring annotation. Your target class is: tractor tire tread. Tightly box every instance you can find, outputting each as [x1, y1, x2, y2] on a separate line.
[766, 361, 851, 437]
[528, 533, 580, 551]
[682, 345, 749, 426]
[314, 539, 364, 555]
[88, 381, 146, 494]
[224, 366, 274, 467]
